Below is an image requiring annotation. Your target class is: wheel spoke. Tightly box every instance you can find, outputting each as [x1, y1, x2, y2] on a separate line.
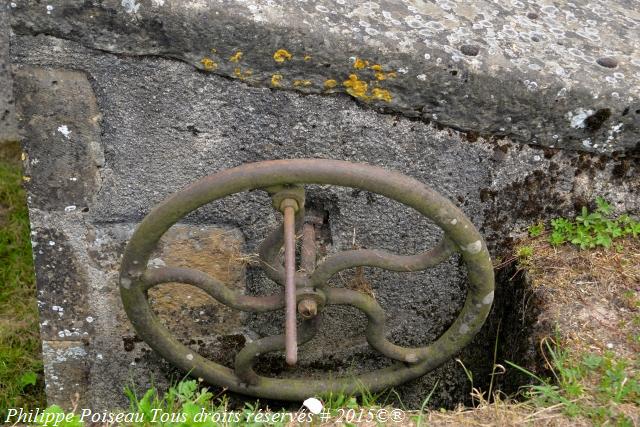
[310, 237, 457, 288]
[325, 288, 431, 363]
[143, 267, 284, 312]
[235, 317, 319, 384]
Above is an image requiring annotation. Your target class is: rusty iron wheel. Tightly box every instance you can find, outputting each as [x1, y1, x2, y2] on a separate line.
[119, 159, 494, 401]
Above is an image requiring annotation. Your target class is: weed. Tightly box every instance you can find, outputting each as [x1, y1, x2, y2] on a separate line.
[516, 245, 534, 263]
[507, 338, 639, 425]
[29, 379, 400, 426]
[413, 381, 439, 427]
[528, 222, 545, 237]
[549, 197, 639, 249]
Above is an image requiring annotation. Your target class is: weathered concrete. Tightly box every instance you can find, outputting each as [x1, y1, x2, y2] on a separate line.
[7, 0, 640, 412]
[9, 0, 640, 154]
[0, 1, 17, 145]
[14, 67, 103, 212]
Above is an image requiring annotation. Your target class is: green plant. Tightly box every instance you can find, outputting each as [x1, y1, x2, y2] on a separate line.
[413, 381, 439, 427]
[549, 197, 640, 249]
[507, 338, 639, 425]
[527, 222, 544, 237]
[30, 379, 402, 427]
[516, 245, 534, 262]
[35, 405, 84, 427]
[0, 160, 45, 416]
[123, 379, 231, 427]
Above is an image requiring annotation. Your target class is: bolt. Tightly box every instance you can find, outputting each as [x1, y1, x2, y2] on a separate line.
[279, 198, 299, 213]
[298, 299, 318, 319]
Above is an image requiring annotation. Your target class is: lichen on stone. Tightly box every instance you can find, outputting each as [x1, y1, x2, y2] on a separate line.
[353, 57, 368, 69]
[371, 87, 392, 102]
[233, 67, 252, 80]
[377, 71, 396, 81]
[293, 79, 312, 87]
[273, 49, 292, 63]
[324, 79, 337, 89]
[271, 73, 283, 87]
[229, 51, 243, 63]
[343, 74, 368, 99]
[200, 57, 217, 71]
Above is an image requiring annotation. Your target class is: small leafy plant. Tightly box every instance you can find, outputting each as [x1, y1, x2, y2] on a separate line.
[507, 338, 640, 425]
[549, 197, 639, 249]
[527, 222, 544, 238]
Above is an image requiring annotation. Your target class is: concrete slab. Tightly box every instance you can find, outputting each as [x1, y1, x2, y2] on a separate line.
[9, 0, 640, 154]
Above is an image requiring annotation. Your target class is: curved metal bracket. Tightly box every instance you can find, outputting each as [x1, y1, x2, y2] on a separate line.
[119, 159, 494, 401]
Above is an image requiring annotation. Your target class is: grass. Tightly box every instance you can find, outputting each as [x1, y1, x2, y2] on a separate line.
[507, 208, 639, 425]
[0, 152, 46, 417]
[18, 379, 408, 426]
[17, 377, 568, 426]
[508, 337, 639, 425]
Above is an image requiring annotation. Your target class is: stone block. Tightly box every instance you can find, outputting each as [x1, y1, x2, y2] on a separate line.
[41, 340, 90, 411]
[9, 0, 640, 154]
[14, 66, 103, 212]
[8, 3, 639, 410]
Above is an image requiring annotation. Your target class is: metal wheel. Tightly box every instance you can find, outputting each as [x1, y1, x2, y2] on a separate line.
[119, 159, 494, 401]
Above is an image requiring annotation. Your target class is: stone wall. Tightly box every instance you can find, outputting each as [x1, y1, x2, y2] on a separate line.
[4, 0, 639, 411]
[0, 2, 17, 147]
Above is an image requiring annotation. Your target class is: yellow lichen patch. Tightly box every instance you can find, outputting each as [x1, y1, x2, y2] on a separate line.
[353, 57, 368, 69]
[303, 54, 312, 61]
[273, 49, 293, 63]
[271, 73, 283, 87]
[343, 74, 368, 99]
[369, 64, 396, 81]
[293, 79, 312, 87]
[375, 71, 397, 81]
[323, 79, 337, 89]
[200, 57, 218, 71]
[210, 48, 217, 54]
[233, 67, 252, 80]
[22, 176, 31, 182]
[21, 152, 27, 161]
[371, 88, 392, 102]
[229, 51, 243, 62]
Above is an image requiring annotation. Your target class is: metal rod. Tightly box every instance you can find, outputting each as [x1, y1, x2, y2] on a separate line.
[300, 223, 317, 274]
[282, 199, 297, 365]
